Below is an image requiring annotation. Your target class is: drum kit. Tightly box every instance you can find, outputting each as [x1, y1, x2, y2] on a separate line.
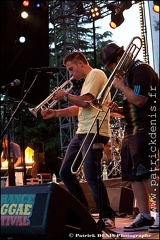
[77, 114, 125, 181]
[102, 113, 125, 178]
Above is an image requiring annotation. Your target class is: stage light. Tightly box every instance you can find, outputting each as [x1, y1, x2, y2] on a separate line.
[36, 2, 41, 8]
[90, 5, 101, 20]
[21, 11, 28, 19]
[22, 1, 30, 7]
[115, 1, 132, 15]
[153, 1, 160, 13]
[107, 1, 131, 29]
[109, 12, 124, 29]
[19, 36, 26, 43]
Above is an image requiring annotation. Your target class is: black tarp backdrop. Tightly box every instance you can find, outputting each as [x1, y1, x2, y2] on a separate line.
[0, 0, 49, 105]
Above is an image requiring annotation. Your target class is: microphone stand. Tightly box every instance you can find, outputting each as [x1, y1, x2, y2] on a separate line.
[0, 73, 40, 186]
[93, 119, 121, 240]
[7, 130, 16, 186]
[0, 90, 16, 186]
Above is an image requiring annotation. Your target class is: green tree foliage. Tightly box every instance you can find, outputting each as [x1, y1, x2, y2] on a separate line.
[1, 5, 123, 174]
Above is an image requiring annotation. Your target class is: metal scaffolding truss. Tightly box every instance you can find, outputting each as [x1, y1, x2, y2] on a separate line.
[138, 1, 149, 63]
[48, 0, 148, 155]
[49, 1, 113, 24]
[52, 67, 80, 155]
[48, 1, 116, 155]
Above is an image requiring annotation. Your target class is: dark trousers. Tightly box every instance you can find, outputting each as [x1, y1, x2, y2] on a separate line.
[59, 133, 115, 218]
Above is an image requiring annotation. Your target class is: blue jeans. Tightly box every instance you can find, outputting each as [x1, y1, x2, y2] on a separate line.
[59, 133, 115, 218]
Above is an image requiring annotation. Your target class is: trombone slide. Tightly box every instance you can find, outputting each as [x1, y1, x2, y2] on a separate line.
[70, 36, 142, 175]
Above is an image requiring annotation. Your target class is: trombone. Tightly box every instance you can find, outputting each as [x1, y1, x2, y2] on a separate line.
[71, 36, 142, 175]
[89, 36, 142, 111]
[28, 76, 74, 117]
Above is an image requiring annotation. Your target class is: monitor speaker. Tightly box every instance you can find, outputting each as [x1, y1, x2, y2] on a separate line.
[1, 183, 102, 240]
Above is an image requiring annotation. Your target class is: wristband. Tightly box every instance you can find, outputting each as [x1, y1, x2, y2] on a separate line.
[63, 93, 68, 102]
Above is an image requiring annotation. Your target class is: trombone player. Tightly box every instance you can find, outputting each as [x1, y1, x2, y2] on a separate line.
[100, 41, 159, 232]
[41, 51, 116, 229]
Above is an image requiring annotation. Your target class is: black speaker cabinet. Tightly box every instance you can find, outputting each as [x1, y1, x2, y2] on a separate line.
[1, 183, 102, 240]
[107, 187, 134, 214]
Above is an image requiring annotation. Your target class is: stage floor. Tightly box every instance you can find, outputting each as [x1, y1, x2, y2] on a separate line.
[93, 214, 159, 239]
[0, 181, 159, 239]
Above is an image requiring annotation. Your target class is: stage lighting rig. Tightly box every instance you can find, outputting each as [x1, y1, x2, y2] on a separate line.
[107, 1, 132, 29]
[153, 1, 160, 13]
[110, 11, 124, 29]
[90, 5, 101, 20]
[21, 11, 28, 19]
[22, 1, 30, 7]
[115, 1, 132, 15]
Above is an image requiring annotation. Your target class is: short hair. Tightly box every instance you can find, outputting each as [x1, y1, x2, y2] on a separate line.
[3, 134, 13, 141]
[63, 51, 88, 65]
[3, 134, 9, 140]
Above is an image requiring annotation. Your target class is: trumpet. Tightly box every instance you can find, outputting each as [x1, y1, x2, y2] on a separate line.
[28, 76, 74, 117]
[71, 36, 142, 175]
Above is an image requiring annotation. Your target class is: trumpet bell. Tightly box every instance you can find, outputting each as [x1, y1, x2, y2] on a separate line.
[28, 107, 38, 117]
[28, 76, 74, 118]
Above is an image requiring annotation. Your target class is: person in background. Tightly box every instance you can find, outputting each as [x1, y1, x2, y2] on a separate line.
[41, 51, 116, 229]
[1, 134, 23, 186]
[100, 42, 159, 232]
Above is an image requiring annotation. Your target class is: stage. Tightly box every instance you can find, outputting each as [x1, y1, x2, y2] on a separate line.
[58, 178, 134, 216]
[1, 180, 159, 239]
[93, 213, 159, 239]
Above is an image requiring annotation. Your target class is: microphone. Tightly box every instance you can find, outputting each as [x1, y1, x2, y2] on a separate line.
[30, 67, 59, 73]
[1, 79, 20, 90]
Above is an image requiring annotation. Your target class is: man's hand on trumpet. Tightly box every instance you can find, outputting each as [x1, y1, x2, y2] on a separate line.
[41, 88, 69, 119]
[41, 105, 79, 119]
[41, 108, 57, 119]
[52, 88, 67, 102]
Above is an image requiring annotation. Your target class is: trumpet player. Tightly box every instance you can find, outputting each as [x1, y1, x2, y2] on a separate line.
[41, 51, 116, 229]
[101, 42, 159, 232]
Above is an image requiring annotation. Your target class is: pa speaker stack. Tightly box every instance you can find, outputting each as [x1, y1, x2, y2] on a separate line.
[1, 183, 102, 240]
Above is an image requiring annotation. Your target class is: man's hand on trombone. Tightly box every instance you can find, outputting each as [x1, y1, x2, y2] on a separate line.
[52, 88, 66, 102]
[113, 74, 126, 91]
[106, 101, 124, 118]
[112, 74, 148, 108]
[105, 74, 125, 118]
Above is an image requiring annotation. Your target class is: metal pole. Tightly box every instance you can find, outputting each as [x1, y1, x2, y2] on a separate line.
[93, 19, 97, 68]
